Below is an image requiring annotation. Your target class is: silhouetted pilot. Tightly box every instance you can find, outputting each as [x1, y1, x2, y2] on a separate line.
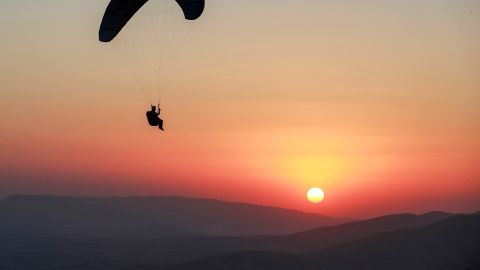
[146, 105, 164, 131]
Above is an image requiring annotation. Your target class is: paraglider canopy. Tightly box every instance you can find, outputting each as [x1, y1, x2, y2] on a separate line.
[99, 0, 205, 42]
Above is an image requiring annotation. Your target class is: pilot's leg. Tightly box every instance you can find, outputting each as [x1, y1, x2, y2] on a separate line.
[159, 119, 164, 131]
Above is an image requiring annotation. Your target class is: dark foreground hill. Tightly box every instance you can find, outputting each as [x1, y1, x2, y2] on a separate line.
[0, 195, 347, 237]
[304, 214, 480, 270]
[158, 214, 480, 270]
[161, 252, 306, 270]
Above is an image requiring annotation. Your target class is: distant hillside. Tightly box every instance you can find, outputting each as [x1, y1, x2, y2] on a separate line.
[0, 195, 182, 238]
[121, 212, 454, 270]
[265, 211, 452, 253]
[89, 196, 349, 235]
[158, 214, 480, 270]
[0, 195, 347, 237]
[0, 198, 470, 270]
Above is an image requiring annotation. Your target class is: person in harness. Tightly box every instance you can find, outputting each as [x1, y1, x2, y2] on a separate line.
[146, 104, 164, 131]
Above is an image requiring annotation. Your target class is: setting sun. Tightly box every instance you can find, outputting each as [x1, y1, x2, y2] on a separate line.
[307, 187, 325, 204]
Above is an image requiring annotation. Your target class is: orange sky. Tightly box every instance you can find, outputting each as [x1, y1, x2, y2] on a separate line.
[0, 0, 479, 218]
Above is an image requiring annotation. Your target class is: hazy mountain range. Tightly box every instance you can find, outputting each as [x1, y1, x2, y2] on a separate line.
[159, 215, 480, 270]
[0, 195, 478, 270]
[0, 195, 348, 237]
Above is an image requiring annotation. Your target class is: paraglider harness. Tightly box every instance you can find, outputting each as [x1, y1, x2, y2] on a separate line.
[146, 104, 164, 131]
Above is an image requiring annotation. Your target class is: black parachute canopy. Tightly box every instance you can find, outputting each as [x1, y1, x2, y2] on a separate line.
[99, 0, 205, 42]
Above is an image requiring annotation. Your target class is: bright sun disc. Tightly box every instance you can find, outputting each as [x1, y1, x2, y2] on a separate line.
[307, 187, 325, 204]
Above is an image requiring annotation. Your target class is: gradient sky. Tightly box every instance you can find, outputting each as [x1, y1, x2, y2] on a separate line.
[0, 0, 479, 218]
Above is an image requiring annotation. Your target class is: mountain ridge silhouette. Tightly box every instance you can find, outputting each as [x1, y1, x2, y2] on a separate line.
[0, 194, 349, 236]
